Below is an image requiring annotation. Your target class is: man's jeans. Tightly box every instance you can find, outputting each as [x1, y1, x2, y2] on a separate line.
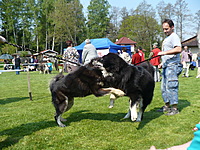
[161, 63, 182, 105]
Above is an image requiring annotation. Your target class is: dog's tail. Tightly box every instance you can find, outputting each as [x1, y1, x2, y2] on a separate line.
[50, 73, 64, 91]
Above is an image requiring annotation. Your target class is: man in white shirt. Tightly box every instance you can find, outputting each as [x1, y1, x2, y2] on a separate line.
[157, 19, 183, 116]
[82, 39, 98, 65]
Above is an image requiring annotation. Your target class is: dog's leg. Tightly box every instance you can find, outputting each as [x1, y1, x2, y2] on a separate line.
[130, 101, 138, 122]
[136, 98, 143, 122]
[54, 99, 68, 127]
[53, 94, 69, 127]
[108, 94, 116, 108]
[104, 88, 125, 97]
[55, 115, 66, 127]
[124, 110, 131, 119]
[124, 100, 131, 119]
[124, 98, 139, 121]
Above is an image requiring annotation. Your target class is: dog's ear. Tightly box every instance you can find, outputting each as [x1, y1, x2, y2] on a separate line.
[103, 53, 127, 73]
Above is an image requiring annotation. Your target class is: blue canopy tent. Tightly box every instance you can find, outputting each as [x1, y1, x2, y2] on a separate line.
[73, 38, 131, 62]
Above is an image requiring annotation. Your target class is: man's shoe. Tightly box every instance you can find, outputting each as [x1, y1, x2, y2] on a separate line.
[165, 108, 179, 116]
[157, 106, 170, 112]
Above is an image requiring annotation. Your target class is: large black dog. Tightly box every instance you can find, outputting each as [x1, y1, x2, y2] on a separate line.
[50, 53, 155, 127]
[50, 61, 125, 127]
[93, 53, 155, 122]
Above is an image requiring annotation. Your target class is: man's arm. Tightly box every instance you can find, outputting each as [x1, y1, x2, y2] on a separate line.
[158, 46, 181, 56]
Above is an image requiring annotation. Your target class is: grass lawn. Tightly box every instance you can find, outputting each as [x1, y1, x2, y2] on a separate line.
[0, 68, 200, 150]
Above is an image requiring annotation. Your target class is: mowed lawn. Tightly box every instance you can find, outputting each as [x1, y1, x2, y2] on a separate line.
[0, 68, 200, 150]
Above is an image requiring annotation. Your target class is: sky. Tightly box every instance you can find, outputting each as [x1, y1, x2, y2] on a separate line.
[80, 0, 200, 40]
[80, 0, 199, 15]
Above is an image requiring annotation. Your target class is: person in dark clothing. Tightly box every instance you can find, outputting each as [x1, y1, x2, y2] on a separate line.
[15, 55, 21, 75]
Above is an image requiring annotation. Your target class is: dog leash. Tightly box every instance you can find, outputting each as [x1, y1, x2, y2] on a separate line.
[133, 55, 160, 66]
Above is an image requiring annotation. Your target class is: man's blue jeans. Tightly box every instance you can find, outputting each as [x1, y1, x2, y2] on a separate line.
[161, 63, 182, 105]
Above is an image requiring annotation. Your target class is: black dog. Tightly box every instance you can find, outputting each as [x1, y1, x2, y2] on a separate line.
[94, 53, 155, 122]
[50, 61, 125, 127]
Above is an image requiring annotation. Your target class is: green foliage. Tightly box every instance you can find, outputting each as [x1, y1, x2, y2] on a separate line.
[119, 14, 161, 52]
[19, 51, 29, 57]
[0, 69, 200, 149]
[1, 44, 17, 54]
[87, 0, 111, 38]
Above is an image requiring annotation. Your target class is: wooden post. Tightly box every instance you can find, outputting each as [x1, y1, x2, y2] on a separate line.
[27, 66, 32, 101]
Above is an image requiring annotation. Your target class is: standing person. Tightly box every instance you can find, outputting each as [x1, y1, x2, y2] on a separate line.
[33, 56, 38, 71]
[138, 46, 145, 61]
[46, 60, 53, 74]
[119, 47, 132, 64]
[131, 48, 142, 65]
[15, 55, 21, 75]
[181, 46, 192, 77]
[149, 43, 161, 82]
[63, 40, 80, 73]
[29, 55, 34, 63]
[157, 19, 182, 115]
[196, 52, 200, 78]
[82, 39, 98, 65]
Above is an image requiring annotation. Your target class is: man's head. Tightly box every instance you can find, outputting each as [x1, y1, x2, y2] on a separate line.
[85, 39, 91, 44]
[153, 43, 158, 48]
[162, 19, 174, 36]
[66, 40, 73, 47]
[184, 46, 188, 51]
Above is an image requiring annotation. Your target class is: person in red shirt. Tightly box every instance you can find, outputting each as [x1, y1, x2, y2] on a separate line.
[138, 46, 145, 61]
[149, 43, 161, 82]
[132, 49, 142, 65]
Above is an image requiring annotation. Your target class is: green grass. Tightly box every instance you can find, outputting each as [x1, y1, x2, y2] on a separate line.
[0, 69, 200, 150]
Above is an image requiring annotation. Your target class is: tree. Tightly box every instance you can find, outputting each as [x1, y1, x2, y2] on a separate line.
[49, 0, 85, 53]
[119, 0, 161, 52]
[156, 1, 175, 23]
[174, 0, 192, 41]
[87, 0, 111, 38]
[156, 1, 175, 39]
[194, 10, 200, 32]
[108, 6, 121, 41]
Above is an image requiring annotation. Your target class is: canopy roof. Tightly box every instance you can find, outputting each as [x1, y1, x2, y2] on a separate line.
[75, 38, 131, 52]
[0, 54, 13, 59]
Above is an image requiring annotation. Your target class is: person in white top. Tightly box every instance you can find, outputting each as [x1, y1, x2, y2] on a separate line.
[119, 47, 131, 64]
[82, 39, 98, 65]
[157, 19, 183, 116]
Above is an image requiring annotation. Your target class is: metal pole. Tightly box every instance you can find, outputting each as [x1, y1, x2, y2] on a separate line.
[27, 66, 32, 101]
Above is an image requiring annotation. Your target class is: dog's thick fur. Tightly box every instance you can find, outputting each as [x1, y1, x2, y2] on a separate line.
[50, 62, 124, 127]
[95, 53, 155, 122]
[50, 53, 155, 127]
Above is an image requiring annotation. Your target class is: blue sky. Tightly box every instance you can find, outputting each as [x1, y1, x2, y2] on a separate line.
[80, 0, 199, 15]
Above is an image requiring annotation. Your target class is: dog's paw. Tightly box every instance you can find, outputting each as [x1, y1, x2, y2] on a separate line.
[131, 117, 137, 122]
[108, 105, 114, 108]
[59, 123, 66, 127]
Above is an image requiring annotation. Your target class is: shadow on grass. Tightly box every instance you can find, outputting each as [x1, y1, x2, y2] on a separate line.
[0, 97, 29, 105]
[0, 99, 190, 149]
[137, 99, 190, 130]
[0, 120, 56, 149]
[65, 110, 126, 125]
